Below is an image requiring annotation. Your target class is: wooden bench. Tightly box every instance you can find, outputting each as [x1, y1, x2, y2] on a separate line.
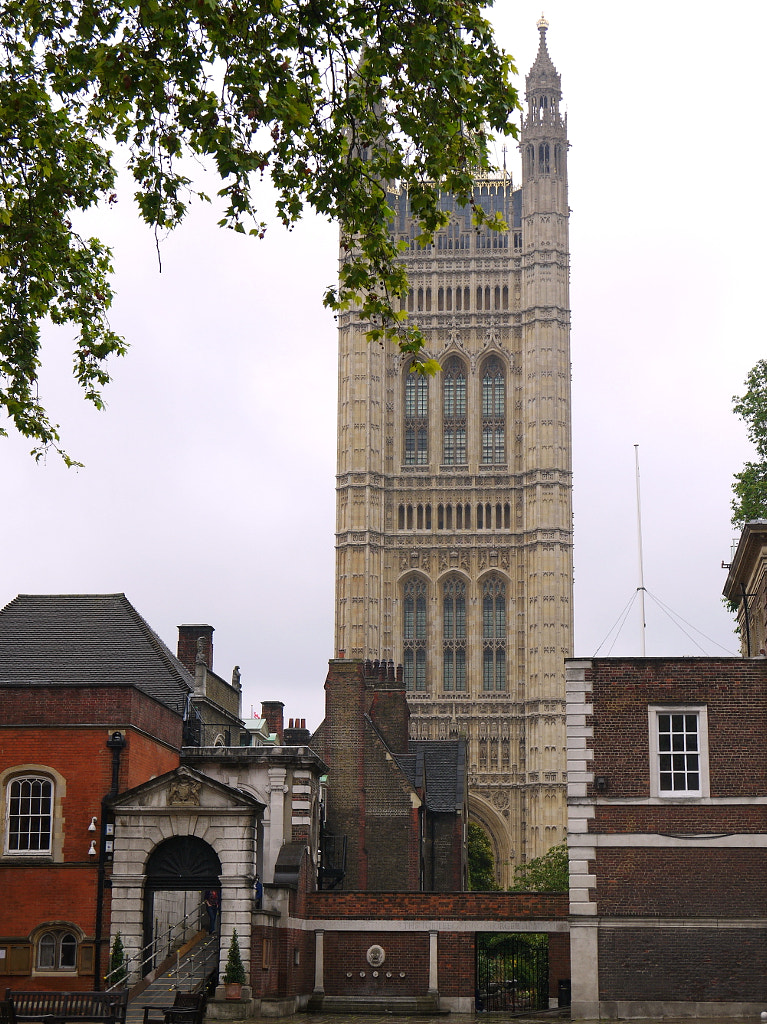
[0, 1000, 18, 1024]
[5, 991, 128, 1024]
[142, 992, 205, 1024]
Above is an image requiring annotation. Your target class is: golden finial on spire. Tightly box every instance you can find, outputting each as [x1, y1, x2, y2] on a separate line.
[537, 13, 549, 31]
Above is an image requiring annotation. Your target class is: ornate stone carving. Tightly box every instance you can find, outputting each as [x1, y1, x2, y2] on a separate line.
[168, 776, 201, 806]
[367, 945, 386, 967]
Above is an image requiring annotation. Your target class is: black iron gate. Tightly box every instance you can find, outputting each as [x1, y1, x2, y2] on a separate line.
[475, 933, 549, 1013]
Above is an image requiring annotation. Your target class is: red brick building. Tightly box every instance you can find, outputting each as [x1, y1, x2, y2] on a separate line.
[567, 655, 767, 1018]
[1, 596, 570, 1014]
[0, 594, 190, 991]
[311, 658, 468, 892]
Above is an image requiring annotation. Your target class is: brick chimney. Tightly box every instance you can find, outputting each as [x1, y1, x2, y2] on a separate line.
[177, 624, 214, 673]
[261, 701, 285, 743]
[365, 659, 409, 753]
[283, 718, 311, 745]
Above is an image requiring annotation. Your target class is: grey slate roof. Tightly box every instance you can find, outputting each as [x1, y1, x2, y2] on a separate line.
[396, 739, 466, 813]
[0, 593, 193, 712]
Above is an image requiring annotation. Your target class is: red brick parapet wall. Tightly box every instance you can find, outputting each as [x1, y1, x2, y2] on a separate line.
[304, 890, 569, 920]
[251, 891, 570, 1005]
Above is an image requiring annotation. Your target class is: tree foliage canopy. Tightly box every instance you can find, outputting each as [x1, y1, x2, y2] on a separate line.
[0, 0, 519, 461]
[508, 842, 568, 893]
[467, 821, 500, 891]
[731, 359, 767, 527]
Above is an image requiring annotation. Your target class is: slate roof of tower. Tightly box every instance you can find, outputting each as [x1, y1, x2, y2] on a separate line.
[396, 739, 466, 813]
[0, 593, 193, 712]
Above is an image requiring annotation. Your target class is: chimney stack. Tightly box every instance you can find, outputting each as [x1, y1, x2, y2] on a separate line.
[261, 701, 285, 743]
[177, 624, 214, 673]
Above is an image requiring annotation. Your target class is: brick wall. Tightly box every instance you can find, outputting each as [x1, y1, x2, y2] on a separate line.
[304, 890, 569, 920]
[570, 656, 767, 1016]
[598, 927, 767, 1002]
[0, 685, 183, 752]
[427, 812, 464, 891]
[592, 804, 767, 833]
[323, 930, 430, 996]
[595, 847, 767, 917]
[586, 658, 767, 800]
[0, 688, 182, 991]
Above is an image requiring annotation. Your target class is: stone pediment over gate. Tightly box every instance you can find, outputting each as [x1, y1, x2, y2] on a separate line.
[110, 764, 265, 815]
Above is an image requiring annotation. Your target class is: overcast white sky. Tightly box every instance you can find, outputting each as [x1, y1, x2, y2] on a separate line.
[2, 1, 761, 728]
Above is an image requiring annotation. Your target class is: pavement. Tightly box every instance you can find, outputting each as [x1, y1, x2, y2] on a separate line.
[198, 1015, 762, 1024]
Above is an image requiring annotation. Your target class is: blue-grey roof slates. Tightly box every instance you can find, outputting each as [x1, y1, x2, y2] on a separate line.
[0, 593, 193, 712]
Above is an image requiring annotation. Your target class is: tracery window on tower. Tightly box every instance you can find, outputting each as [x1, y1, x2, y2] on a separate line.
[481, 356, 506, 464]
[404, 373, 428, 465]
[538, 143, 550, 175]
[442, 356, 467, 466]
[442, 576, 466, 692]
[403, 577, 427, 691]
[482, 576, 507, 691]
[437, 220, 468, 251]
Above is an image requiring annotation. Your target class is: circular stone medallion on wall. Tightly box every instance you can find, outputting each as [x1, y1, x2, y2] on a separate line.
[366, 945, 386, 967]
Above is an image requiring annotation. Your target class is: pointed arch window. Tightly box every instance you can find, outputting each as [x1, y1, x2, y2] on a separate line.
[442, 356, 467, 465]
[404, 373, 428, 465]
[481, 356, 506, 464]
[482, 577, 506, 691]
[403, 577, 427, 690]
[442, 577, 466, 692]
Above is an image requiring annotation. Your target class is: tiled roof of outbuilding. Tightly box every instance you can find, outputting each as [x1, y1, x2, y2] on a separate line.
[396, 739, 466, 813]
[0, 593, 193, 712]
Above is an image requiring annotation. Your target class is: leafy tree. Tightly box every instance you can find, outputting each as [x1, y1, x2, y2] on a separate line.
[468, 821, 500, 891]
[0, 0, 519, 462]
[731, 359, 767, 527]
[508, 842, 568, 893]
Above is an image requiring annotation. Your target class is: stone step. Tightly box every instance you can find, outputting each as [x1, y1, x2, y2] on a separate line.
[306, 994, 448, 1015]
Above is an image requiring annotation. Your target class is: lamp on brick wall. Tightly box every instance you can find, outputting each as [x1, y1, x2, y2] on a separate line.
[88, 840, 97, 856]
[88, 816, 98, 831]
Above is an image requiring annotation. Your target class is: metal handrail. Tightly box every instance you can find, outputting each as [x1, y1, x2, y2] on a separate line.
[171, 940, 219, 991]
[104, 906, 206, 990]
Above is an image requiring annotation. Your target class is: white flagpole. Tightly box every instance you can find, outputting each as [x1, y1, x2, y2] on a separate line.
[634, 444, 647, 656]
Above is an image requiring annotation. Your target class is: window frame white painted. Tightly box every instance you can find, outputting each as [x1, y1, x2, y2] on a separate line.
[648, 705, 709, 799]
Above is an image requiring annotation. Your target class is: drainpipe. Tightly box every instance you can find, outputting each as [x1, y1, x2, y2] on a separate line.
[741, 582, 752, 658]
[94, 730, 127, 990]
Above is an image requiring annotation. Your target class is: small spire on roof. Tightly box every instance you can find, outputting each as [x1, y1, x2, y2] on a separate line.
[537, 13, 549, 32]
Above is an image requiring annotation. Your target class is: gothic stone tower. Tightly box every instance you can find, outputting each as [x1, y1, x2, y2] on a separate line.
[334, 19, 572, 885]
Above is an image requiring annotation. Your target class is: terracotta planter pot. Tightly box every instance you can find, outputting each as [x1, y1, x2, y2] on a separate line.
[224, 983, 242, 1001]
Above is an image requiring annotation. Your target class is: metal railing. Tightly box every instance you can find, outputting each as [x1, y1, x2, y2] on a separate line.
[168, 939, 219, 993]
[105, 906, 209, 991]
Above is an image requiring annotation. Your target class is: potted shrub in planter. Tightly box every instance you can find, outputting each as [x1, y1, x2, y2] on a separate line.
[223, 929, 247, 999]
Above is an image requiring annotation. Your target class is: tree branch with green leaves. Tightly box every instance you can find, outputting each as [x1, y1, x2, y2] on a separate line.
[0, 0, 519, 462]
[731, 359, 767, 527]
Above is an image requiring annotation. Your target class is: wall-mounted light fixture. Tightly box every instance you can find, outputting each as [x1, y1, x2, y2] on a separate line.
[88, 840, 97, 856]
[88, 816, 98, 832]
